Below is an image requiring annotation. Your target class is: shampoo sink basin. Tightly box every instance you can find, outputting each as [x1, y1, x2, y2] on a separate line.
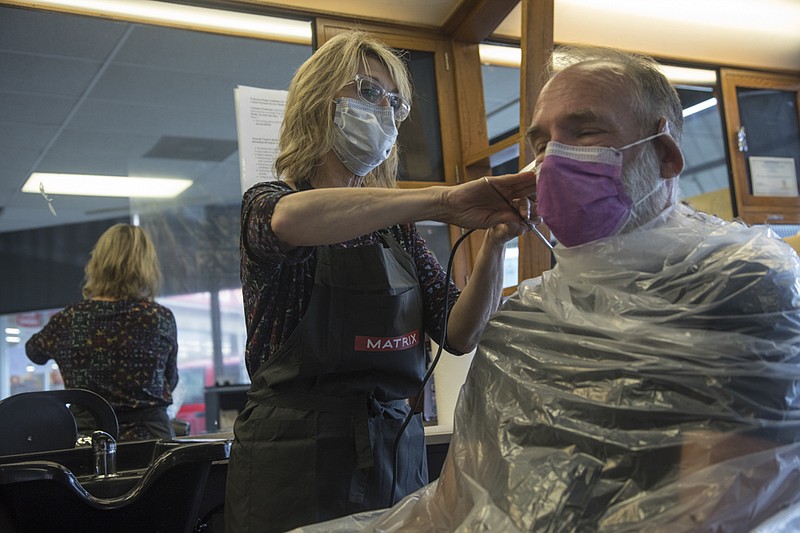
[0, 438, 231, 533]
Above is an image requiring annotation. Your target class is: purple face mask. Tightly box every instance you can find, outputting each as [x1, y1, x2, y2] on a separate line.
[536, 130, 668, 247]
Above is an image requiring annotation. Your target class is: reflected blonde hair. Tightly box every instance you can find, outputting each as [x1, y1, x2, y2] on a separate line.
[275, 30, 412, 189]
[82, 224, 162, 300]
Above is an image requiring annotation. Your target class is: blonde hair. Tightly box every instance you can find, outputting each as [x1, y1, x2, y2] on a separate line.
[275, 31, 412, 189]
[82, 224, 162, 300]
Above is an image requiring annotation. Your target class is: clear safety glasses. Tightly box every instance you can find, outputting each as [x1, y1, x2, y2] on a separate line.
[351, 74, 411, 122]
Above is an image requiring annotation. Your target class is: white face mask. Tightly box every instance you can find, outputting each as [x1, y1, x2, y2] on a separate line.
[331, 97, 398, 177]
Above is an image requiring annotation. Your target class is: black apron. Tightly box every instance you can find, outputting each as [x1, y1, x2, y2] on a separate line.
[225, 230, 429, 533]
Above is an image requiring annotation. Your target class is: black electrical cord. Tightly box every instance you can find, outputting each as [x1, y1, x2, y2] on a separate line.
[389, 227, 476, 507]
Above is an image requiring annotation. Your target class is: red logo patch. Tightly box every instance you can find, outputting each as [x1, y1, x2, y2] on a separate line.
[354, 331, 420, 352]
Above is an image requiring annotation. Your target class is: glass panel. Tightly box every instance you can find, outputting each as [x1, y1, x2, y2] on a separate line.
[1, 289, 248, 436]
[416, 221, 518, 291]
[482, 64, 521, 143]
[160, 290, 248, 435]
[676, 87, 733, 220]
[416, 221, 452, 267]
[767, 223, 800, 239]
[398, 50, 444, 182]
[737, 87, 800, 196]
[1, 310, 63, 399]
[502, 238, 520, 288]
[0, 6, 311, 436]
[491, 154, 523, 288]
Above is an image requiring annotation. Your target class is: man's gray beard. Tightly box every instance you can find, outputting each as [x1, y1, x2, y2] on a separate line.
[619, 146, 676, 234]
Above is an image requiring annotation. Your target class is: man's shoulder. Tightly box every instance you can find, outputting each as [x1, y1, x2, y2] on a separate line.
[697, 228, 800, 311]
[706, 225, 796, 265]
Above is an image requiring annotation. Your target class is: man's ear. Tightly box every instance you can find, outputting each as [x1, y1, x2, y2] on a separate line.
[656, 117, 684, 179]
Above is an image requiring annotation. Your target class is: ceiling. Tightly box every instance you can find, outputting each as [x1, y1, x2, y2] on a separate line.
[0, 4, 312, 233]
[0, 0, 799, 235]
[254, 0, 800, 70]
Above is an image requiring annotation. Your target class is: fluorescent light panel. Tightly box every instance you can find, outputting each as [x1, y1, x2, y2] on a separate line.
[683, 97, 718, 118]
[5, 0, 312, 44]
[479, 44, 521, 67]
[23, 173, 192, 198]
[659, 65, 717, 86]
[478, 45, 717, 86]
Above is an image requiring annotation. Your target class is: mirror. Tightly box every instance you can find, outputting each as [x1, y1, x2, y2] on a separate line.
[0, 5, 313, 437]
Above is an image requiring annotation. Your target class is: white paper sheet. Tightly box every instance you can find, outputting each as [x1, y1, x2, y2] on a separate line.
[234, 85, 288, 194]
[749, 156, 798, 197]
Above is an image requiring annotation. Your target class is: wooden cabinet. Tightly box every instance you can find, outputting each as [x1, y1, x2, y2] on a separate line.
[720, 69, 800, 224]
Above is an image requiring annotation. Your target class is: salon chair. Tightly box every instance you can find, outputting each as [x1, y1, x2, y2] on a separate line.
[0, 388, 118, 456]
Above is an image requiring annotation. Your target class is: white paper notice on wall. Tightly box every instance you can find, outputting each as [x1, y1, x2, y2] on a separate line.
[234, 85, 288, 194]
[749, 156, 799, 197]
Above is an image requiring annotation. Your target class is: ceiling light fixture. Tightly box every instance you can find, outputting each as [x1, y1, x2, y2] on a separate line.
[659, 65, 717, 86]
[683, 97, 718, 118]
[479, 44, 522, 68]
[23, 173, 193, 198]
[4, 0, 312, 44]
[479, 44, 717, 86]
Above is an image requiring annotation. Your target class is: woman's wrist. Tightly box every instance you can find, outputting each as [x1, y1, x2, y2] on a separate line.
[485, 226, 514, 247]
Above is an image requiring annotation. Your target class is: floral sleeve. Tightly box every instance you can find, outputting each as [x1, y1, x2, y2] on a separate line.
[241, 181, 315, 265]
[402, 224, 463, 353]
[25, 308, 69, 365]
[160, 307, 179, 392]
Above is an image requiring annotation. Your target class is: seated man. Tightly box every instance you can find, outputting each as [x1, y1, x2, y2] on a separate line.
[296, 46, 800, 532]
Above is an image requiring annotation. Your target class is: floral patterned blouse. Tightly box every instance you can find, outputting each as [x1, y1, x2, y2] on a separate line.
[240, 181, 461, 376]
[26, 299, 178, 416]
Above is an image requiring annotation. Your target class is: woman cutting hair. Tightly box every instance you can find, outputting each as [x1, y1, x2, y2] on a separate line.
[26, 223, 178, 441]
[225, 30, 536, 532]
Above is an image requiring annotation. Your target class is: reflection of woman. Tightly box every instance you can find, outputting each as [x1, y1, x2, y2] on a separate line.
[225, 31, 535, 533]
[26, 224, 178, 441]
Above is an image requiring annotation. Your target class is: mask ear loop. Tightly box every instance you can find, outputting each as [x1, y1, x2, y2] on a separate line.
[616, 119, 672, 152]
[617, 131, 667, 152]
[615, 118, 675, 232]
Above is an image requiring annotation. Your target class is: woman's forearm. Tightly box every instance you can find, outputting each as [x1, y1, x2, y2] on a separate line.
[260, 172, 537, 249]
[444, 231, 507, 353]
[270, 187, 447, 247]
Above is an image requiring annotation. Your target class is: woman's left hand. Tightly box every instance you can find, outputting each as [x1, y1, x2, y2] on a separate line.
[486, 196, 533, 244]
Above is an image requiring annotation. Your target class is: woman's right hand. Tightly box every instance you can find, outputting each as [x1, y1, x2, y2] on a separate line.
[438, 170, 537, 230]
[268, 169, 537, 248]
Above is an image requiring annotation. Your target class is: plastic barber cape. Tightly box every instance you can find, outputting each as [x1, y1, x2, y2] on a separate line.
[296, 204, 800, 532]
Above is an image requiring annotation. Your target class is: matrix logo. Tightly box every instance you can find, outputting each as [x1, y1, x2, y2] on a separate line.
[354, 331, 420, 352]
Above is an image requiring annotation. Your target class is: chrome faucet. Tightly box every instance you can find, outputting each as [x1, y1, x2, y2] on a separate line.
[91, 430, 117, 477]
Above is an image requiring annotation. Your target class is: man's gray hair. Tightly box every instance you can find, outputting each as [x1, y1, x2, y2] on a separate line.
[547, 46, 684, 145]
